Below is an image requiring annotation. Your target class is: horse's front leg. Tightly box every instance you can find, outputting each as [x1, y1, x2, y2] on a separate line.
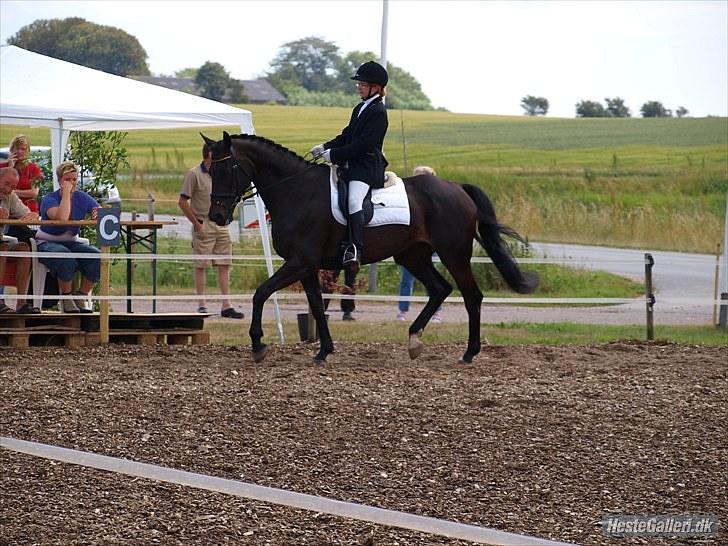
[300, 272, 334, 364]
[249, 260, 310, 363]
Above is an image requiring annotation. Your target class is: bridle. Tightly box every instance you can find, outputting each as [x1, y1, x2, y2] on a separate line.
[209, 154, 255, 206]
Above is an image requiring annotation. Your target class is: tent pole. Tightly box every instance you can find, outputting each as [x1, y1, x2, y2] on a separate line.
[253, 190, 284, 344]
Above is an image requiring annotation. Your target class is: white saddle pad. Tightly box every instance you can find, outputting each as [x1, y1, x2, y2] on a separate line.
[330, 167, 411, 226]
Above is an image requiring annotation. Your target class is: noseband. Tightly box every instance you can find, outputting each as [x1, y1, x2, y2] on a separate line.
[209, 154, 256, 220]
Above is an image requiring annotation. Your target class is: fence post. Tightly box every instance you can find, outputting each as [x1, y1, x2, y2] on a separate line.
[238, 206, 244, 238]
[713, 243, 721, 326]
[368, 263, 378, 293]
[719, 293, 728, 330]
[147, 192, 155, 221]
[644, 253, 655, 340]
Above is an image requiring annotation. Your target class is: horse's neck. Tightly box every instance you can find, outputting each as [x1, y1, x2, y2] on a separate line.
[247, 146, 310, 206]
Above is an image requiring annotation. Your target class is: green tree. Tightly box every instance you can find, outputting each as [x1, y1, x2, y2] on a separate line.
[338, 51, 432, 110]
[575, 100, 608, 117]
[267, 37, 433, 110]
[67, 131, 129, 201]
[521, 95, 549, 116]
[7, 17, 149, 76]
[195, 61, 230, 101]
[175, 67, 198, 78]
[228, 79, 249, 103]
[605, 97, 631, 118]
[268, 36, 340, 92]
[675, 106, 689, 118]
[640, 101, 672, 118]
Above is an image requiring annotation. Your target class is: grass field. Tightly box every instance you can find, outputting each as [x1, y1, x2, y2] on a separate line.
[2, 105, 726, 252]
[206, 320, 728, 346]
[104, 236, 644, 299]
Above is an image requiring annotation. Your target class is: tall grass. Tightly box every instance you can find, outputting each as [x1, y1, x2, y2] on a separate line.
[2, 106, 726, 252]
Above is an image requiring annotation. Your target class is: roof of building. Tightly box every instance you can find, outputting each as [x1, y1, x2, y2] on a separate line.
[129, 75, 287, 104]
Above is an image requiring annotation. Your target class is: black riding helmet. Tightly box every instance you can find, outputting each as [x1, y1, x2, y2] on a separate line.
[351, 61, 388, 87]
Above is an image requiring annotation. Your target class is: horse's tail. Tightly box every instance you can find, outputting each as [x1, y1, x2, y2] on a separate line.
[462, 184, 538, 294]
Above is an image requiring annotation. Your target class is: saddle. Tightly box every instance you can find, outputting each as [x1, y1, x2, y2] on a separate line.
[335, 167, 399, 225]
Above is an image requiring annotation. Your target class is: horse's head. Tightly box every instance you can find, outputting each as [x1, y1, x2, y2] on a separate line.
[202, 131, 254, 226]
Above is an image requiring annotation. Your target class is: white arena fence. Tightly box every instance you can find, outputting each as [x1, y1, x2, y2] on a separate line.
[1, 249, 726, 308]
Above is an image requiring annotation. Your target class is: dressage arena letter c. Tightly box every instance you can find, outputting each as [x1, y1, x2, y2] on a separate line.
[97, 208, 121, 247]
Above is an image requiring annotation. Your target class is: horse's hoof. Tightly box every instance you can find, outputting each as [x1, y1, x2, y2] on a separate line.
[458, 355, 473, 364]
[252, 345, 269, 363]
[408, 333, 424, 360]
[313, 357, 326, 365]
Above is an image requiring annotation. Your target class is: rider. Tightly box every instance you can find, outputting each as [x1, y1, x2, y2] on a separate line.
[310, 60, 389, 271]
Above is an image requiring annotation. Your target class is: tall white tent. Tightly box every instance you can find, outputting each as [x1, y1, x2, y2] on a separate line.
[0, 45, 254, 174]
[0, 45, 283, 339]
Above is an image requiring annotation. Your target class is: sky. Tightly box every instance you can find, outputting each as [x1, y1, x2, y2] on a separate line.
[1, 0, 726, 118]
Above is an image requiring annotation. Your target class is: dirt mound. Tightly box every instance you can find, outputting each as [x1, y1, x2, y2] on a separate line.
[1, 342, 726, 545]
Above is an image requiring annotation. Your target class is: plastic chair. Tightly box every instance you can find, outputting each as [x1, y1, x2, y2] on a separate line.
[31, 237, 91, 310]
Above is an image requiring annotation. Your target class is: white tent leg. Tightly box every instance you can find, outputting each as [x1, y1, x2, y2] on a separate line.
[253, 189, 284, 344]
[50, 122, 70, 190]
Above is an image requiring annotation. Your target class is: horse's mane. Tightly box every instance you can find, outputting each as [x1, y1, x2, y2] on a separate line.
[230, 133, 316, 165]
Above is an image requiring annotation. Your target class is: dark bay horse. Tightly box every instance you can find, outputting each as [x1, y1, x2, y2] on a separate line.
[202, 132, 537, 364]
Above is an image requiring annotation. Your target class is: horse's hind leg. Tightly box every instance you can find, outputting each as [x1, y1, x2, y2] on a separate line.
[400, 259, 452, 359]
[439, 255, 484, 363]
[300, 272, 334, 364]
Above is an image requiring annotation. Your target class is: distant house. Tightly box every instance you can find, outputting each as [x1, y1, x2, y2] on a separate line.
[129, 75, 287, 104]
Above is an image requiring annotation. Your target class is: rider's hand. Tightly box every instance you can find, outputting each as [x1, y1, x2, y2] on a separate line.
[322, 149, 331, 163]
[310, 144, 325, 158]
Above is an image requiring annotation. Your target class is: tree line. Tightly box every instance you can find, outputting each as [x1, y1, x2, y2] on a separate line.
[523, 95, 689, 118]
[8, 17, 693, 117]
[7, 19, 432, 110]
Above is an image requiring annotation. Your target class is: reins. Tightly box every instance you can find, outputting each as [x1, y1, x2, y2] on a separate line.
[212, 152, 326, 203]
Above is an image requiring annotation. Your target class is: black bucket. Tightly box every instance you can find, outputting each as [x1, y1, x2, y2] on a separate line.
[297, 313, 329, 341]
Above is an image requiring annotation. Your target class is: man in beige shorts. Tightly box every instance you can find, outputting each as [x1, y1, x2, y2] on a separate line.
[178, 144, 244, 318]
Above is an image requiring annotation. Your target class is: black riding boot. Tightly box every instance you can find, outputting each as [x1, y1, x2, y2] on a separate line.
[343, 210, 365, 271]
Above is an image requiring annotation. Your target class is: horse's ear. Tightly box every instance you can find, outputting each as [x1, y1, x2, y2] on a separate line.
[200, 132, 216, 147]
[223, 131, 232, 150]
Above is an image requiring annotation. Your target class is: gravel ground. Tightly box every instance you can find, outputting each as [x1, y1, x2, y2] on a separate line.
[1, 342, 726, 545]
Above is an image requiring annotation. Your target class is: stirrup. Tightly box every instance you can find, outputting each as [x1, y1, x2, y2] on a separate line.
[342, 244, 359, 265]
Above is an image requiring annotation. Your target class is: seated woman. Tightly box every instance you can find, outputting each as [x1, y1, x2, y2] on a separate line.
[36, 161, 100, 313]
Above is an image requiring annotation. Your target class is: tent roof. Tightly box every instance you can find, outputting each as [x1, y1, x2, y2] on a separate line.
[0, 45, 254, 132]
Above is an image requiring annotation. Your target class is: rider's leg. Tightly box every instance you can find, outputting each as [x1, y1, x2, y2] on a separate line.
[343, 180, 368, 268]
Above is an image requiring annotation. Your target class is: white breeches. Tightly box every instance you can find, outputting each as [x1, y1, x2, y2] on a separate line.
[348, 180, 369, 214]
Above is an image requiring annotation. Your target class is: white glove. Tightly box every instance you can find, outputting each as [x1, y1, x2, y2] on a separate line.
[310, 144, 325, 158]
[322, 149, 331, 163]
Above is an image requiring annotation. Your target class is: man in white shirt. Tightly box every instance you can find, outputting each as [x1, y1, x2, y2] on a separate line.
[0, 167, 41, 313]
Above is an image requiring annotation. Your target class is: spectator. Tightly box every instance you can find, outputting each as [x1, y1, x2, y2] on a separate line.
[0, 135, 43, 213]
[35, 161, 100, 313]
[0, 167, 39, 313]
[397, 165, 442, 323]
[179, 144, 244, 319]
